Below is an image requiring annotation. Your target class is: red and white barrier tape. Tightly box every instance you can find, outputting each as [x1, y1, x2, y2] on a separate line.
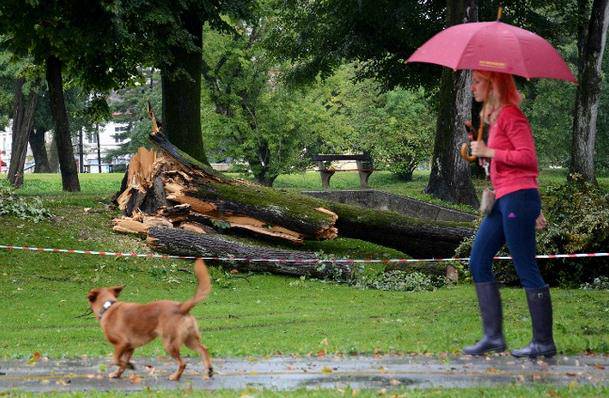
[1, 244, 608, 264]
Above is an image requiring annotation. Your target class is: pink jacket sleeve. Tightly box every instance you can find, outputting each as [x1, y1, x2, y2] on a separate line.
[492, 107, 537, 169]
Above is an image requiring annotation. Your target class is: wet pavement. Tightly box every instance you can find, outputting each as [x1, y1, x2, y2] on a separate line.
[1, 354, 608, 393]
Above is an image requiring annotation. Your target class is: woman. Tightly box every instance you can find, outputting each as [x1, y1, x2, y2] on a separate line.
[463, 70, 556, 358]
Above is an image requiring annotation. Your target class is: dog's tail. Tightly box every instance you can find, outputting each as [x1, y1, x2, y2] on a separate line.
[179, 258, 212, 314]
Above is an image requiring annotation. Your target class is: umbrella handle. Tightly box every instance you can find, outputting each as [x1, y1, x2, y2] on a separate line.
[459, 123, 484, 162]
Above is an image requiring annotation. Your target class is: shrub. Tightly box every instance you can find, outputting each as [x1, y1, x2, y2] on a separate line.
[455, 176, 609, 287]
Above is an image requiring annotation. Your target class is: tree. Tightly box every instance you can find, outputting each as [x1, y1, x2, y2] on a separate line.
[268, 0, 572, 205]
[424, 0, 479, 206]
[569, 0, 609, 182]
[319, 66, 436, 181]
[200, 15, 353, 186]
[107, 68, 162, 162]
[7, 78, 38, 187]
[117, 0, 255, 165]
[0, 0, 137, 190]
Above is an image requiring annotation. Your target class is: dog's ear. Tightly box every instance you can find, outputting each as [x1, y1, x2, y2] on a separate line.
[87, 289, 99, 303]
[111, 285, 125, 297]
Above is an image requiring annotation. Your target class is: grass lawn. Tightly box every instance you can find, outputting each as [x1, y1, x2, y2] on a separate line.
[5, 385, 609, 398]
[1, 171, 608, 396]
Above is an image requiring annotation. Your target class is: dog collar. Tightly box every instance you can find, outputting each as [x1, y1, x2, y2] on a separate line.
[98, 300, 116, 319]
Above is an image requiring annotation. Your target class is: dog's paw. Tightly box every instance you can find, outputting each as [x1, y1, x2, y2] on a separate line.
[108, 371, 122, 379]
[207, 367, 214, 378]
[126, 362, 136, 370]
[168, 373, 181, 381]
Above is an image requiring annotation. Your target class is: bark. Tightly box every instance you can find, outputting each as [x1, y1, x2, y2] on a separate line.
[29, 127, 51, 173]
[147, 227, 353, 281]
[96, 124, 102, 173]
[78, 128, 84, 173]
[161, 13, 207, 165]
[328, 202, 474, 259]
[47, 132, 60, 173]
[8, 79, 38, 188]
[569, 0, 609, 183]
[425, 0, 478, 207]
[46, 55, 80, 191]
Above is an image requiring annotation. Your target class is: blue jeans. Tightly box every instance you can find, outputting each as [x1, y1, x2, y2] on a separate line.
[469, 188, 546, 288]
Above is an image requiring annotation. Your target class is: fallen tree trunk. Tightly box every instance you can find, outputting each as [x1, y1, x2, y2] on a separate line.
[147, 227, 353, 281]
[328, 202, 474, 258]
[113, 107, 474, 261]
[114, 143, 338, 244]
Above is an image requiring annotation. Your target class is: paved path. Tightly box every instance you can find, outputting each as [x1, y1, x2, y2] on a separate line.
[1, 354, 608, 393]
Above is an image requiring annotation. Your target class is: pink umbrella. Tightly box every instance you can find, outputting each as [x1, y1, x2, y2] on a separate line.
[406, 21, 576, 83]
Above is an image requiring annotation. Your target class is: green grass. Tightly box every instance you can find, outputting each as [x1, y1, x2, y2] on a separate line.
[5, 385, 609, 397]
[1, 171, 609, 397]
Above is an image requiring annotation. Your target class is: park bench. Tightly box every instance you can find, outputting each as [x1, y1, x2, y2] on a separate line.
[312, 153, 374, 190]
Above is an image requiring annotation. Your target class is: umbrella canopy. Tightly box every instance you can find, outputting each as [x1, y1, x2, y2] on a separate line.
[406, 21, 576, 83]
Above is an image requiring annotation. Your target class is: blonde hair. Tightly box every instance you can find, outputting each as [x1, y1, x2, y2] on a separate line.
[474, 71, 522, 123]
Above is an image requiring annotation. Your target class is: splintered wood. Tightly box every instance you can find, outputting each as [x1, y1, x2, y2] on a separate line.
[113, 143, 338, 245]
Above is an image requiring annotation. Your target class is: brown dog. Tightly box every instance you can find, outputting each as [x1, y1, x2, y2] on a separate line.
[87, 258, 213, 381]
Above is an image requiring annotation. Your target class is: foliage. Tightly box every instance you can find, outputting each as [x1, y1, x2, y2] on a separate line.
[521, 45, 577, 169]
[354, 269, 446, 292]
[537, 175, 609, 286]
[268, 0, 565, 91]
[0, 0, 134, 91]
[106, 68, 162, 161]
[200, 16, 351, 185]
[0, 184, 52, 222]
[580, 276, 609, 290]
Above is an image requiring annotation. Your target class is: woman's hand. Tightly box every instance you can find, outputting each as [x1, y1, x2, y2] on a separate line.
[535, 211, 548, 230]
[470, 140, 495, 158]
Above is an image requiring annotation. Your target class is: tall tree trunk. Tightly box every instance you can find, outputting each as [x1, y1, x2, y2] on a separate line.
[45, 55, 80, 191]
[161, 13, 208, 165]
[48, 132, 59, 173]
[78, 127, 84, 173]
[425, 0, 478, 206]
[569, 0, 609, 183]
[577, 0, 590, 74]
[96, 123, 102, 173]
[8, 79, 38, 188]
[29, 127, 51, 173]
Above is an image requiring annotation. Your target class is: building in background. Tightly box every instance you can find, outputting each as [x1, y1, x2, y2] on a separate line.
[0, 120, 131, 174]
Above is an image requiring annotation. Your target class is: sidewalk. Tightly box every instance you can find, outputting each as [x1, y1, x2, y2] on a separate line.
[1, 354, 608, 393]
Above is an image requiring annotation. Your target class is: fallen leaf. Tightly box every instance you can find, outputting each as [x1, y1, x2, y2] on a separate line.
[55, 379, 71, 386]
[389, 379, 401, 386]
[317, 349, 326, 358]
[568, 380, 579, 390]
[321, 367, 333, 374]
[129, 374, 142, 384]
[320, 338, 329, 346]
[27, 352, 42, 365]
